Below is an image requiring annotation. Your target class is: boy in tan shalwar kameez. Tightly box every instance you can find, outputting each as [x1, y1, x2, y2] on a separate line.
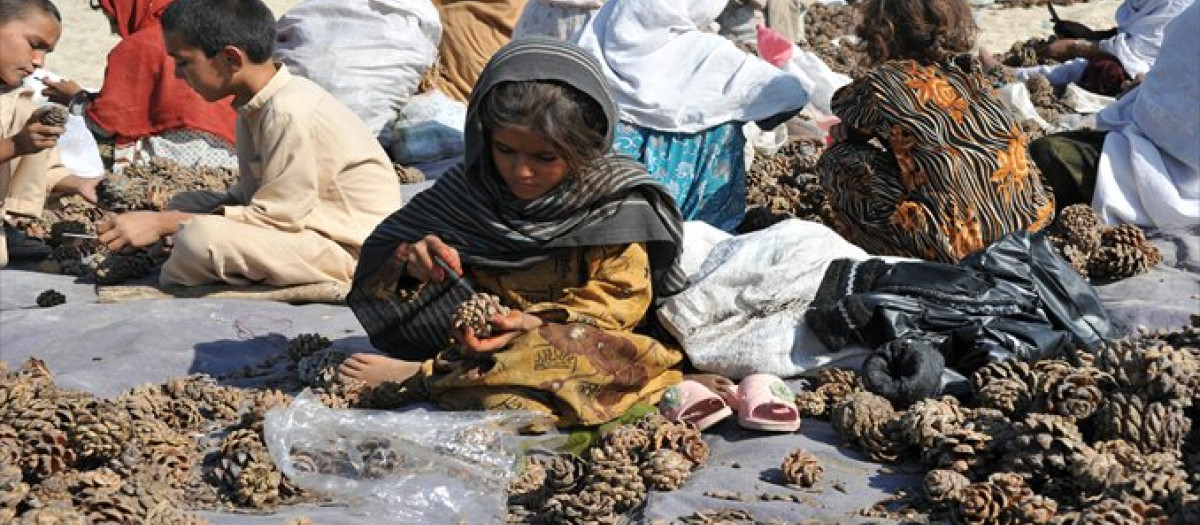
[1, 0, 101, 268]
[97, 0, 401, 287]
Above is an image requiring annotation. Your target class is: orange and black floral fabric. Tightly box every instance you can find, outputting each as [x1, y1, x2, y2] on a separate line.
[817, 58, 1055, 263]
[411, 242, 683, 427]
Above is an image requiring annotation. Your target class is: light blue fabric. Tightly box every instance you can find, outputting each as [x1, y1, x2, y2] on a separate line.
[613, 121, 746, 232]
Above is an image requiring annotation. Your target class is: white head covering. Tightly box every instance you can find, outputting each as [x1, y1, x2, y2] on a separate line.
[574, 0, 807, 132]
[1092, 0, 1199, 227]
[1099, 0, 1195, 77]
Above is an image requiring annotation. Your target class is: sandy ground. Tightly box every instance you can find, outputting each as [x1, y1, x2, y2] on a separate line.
[47, 0, 1121, 91]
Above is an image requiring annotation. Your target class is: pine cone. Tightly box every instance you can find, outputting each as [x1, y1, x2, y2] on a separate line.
[972, 359, 1035, 390]
[952, 482, 1011, 525]
[596, 424, 651, 463]
[164, 375, 245, 423]
[538, 453, 589, 493]
[14, 504, 89, 525]
[1002, 413, 1089, 481]
[1099, 338, 1198, 406]
[66, 399, 132, 463]
[1045, 370, 1106, 419]
[287, 333, 332, 362]
[540, 489, 621, 525]
[211, 428, 281, 508]
[831, 391, 905, 462]
[36, 289, 66, 308]
[1111, 453, 1191, 511]
[509, 456, 549, 509]
[1013, 495, 1058, 525]
[1072, 442, 1138, 496]
[296, 349, 348, 390]
[986, 471, 1033, 504]
[897, 396, 965, 448]
[976, 377, 1033, 417]
[37, 104, 70, 127]
[81, 481, 192, 525]
[648, 421, 709, 467]
[133, 419, 198, 489]
[1030, 359, 1081, 399]
[1090, 244, 1155, 281]
[641, 448, 694, 491]
[1076, 497, 1168, 525]
[923, 468, 970, 504]
[794, 389, 827, 418]
[0, 424, 20, 468]
[781, 449, 822, 487]
[452, 293, 510, 338]
[20, 427, 76, 481]
[586, 444, 646, 513]
[1094, 393, 1191, 454]
[924, 427, 991, 475]
[239, 389, 294, 431]
[819, 368, 864, 391]
[1050, 204, 1102, 254]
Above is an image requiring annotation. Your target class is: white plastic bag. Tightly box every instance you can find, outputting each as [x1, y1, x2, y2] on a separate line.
[275, 0, 441, 135]
[386, 90, 468, 165]
[264, 391, 560, 524]
[657, 220, 875, 380]
[22, 71, 105, 179]
[996, 82, 1053, 130]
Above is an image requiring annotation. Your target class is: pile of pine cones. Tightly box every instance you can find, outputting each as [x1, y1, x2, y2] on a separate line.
[742, 139, 828, 233]
[1047, 204, 1163, 281]
[0, 332, 415, 524]
[801, 3, 869, 79]
[506, 413, 708, 523]
[23, 157, 236, 285]
[819, 319, 1199, 524]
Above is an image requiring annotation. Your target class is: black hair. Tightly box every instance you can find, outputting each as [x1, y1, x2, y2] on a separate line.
[479, 80, 609, 173]
[0, 0, 61, 24]
[160, 0, 275, 63]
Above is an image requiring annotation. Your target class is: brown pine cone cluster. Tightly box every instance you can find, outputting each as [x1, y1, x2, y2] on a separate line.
[1046, 204, 1162, 281]
[36, 104, 69, 127]
[794, 367, 864, 419]
[452, 292, 511, 339]
[831, 391, 907, 462]
[742, 139, 828, 233]
[506, 412, 706, 523]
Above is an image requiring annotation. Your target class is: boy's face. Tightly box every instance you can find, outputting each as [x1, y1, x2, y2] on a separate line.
[490, 127, 570, 201]
[164, 30, 231, 102]
[0, 11, 61, 88]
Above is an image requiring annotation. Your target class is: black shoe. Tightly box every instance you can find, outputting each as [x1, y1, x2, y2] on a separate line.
[4, 227, 52, 261]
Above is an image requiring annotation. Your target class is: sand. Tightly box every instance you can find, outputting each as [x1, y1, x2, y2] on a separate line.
[47, 0, 1121, 92]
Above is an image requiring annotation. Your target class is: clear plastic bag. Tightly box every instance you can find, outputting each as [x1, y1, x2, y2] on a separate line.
[264, 390, 560, 524]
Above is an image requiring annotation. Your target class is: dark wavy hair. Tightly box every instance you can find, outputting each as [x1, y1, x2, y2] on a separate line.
[478, 80, 609, 174]
[856, 0, 977, 65]
[0, 0, 60, 24]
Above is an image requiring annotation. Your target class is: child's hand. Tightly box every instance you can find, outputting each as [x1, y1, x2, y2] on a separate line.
[98, 212, 170, 251]
[405, 234, 462, 283]
[52, 175, 100, 205]
[12, 116, 63, 156]
[41, 78, 84, 107]
[456, 310, 543, 354]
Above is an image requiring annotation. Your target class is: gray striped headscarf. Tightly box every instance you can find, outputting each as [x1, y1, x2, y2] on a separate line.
[355, 37, 688, 301]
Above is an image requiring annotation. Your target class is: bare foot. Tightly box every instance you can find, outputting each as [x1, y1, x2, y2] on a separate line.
[338, 353, 422, 388]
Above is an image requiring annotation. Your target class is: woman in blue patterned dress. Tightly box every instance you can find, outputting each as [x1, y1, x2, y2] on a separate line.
[576, 0, 806, 231]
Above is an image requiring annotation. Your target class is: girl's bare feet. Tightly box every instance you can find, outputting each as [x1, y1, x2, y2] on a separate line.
[338, 353, 422, 388]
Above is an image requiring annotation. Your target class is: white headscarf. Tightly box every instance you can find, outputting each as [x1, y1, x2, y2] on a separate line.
[574, 0, 807, 132]
[1100, 0, 1195, 77]
[1092, 1, 1199, 227]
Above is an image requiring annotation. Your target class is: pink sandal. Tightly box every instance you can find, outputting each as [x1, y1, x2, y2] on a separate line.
[659, 380, 734, 431]
[734, 373, 801, 432]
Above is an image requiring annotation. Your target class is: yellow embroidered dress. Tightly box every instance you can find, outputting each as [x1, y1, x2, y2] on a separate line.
[817, 59, 1056, 262]
[409, 243, 683, 427]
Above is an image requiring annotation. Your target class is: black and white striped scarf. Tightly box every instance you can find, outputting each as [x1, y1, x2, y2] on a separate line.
[355, 37, 688, 309]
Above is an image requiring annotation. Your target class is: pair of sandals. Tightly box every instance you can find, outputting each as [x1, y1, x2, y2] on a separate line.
[659, 373, 801, 432]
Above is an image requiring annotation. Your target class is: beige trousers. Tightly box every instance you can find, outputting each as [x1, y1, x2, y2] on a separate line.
[1, 148, 60, 220]
[160, 215, 357, 287]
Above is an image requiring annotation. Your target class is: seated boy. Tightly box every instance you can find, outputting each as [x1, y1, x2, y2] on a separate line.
[1, 0, 100, 267]
[97, 0, 402, 286]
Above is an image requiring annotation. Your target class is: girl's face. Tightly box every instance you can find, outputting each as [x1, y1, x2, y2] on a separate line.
[490, 127, 570, 201]
[0, 11, 60, 88]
